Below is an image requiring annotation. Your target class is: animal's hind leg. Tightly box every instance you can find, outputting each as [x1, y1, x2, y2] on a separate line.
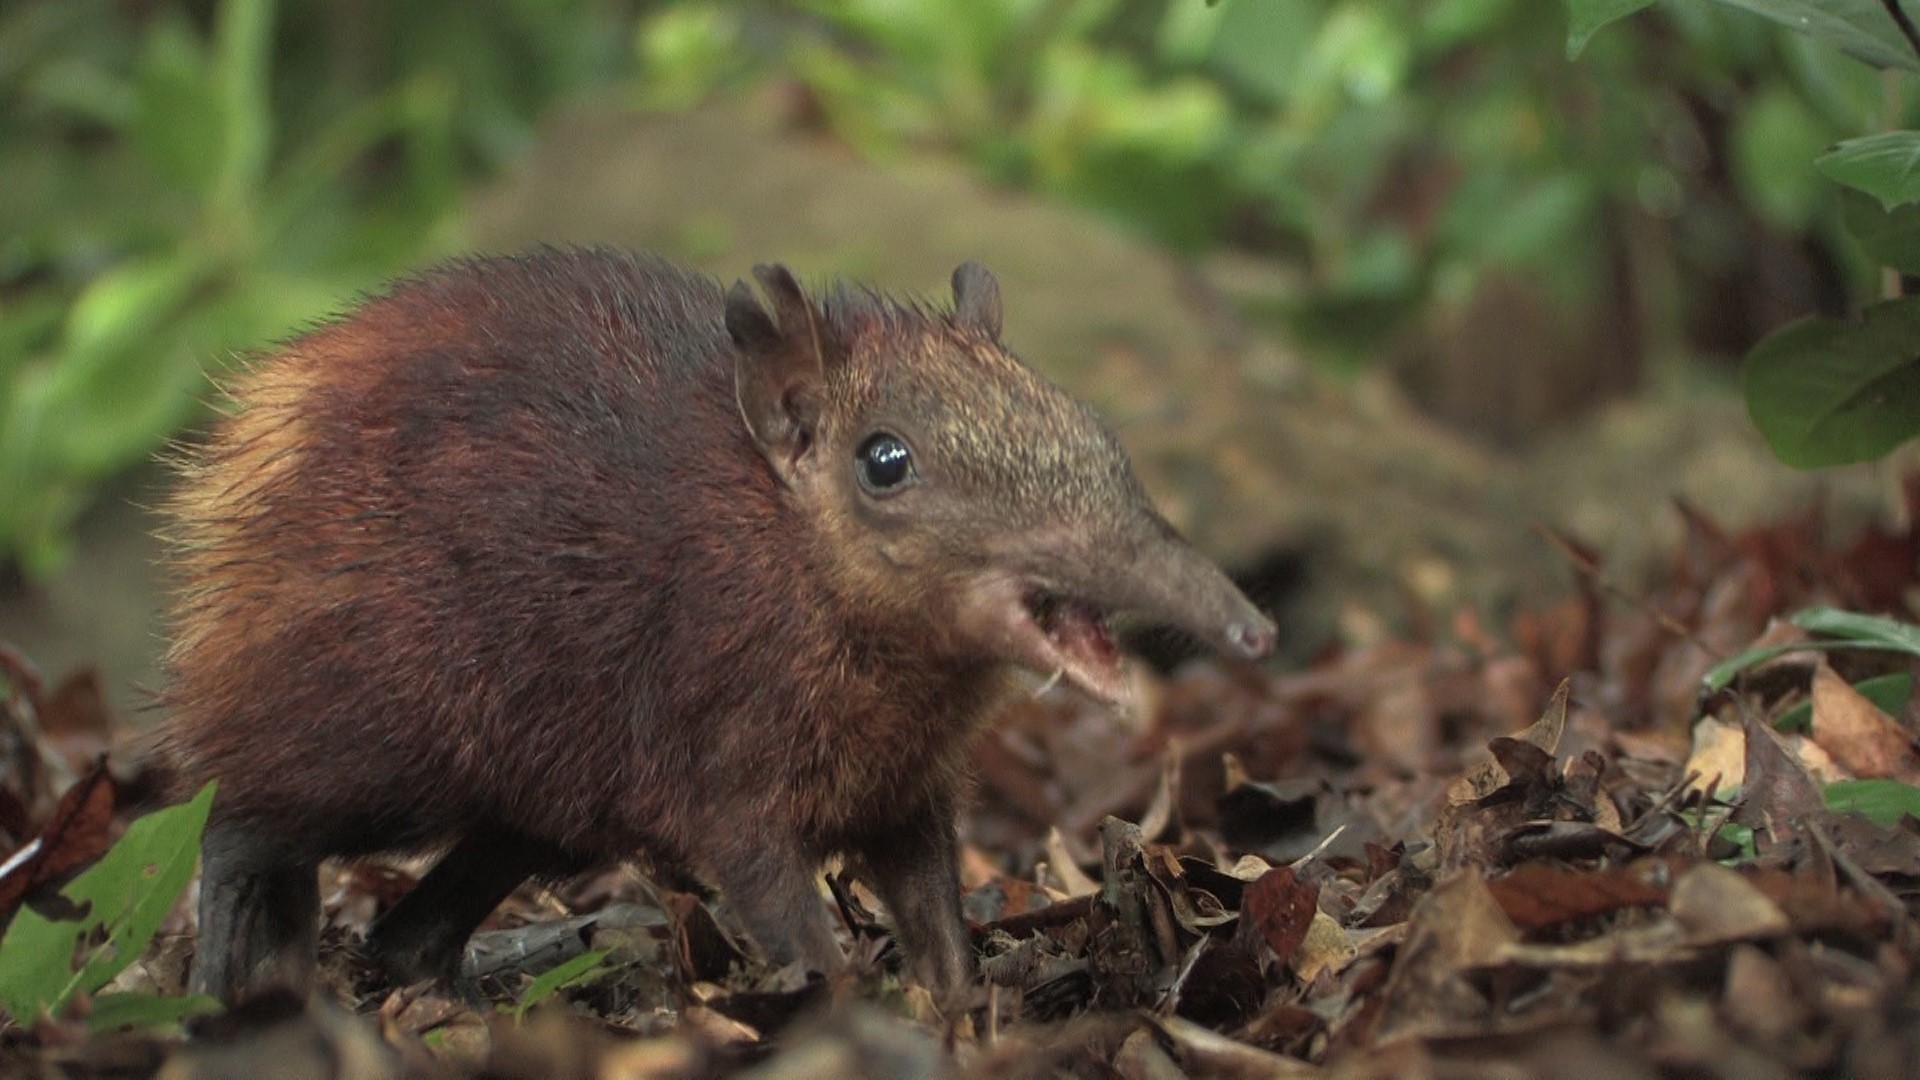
[191, 819, 320, 1004]
[364, 825, 572, 986]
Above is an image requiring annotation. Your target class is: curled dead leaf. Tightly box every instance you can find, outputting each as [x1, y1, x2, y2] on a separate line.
[1449, 679, 1570, 806]
[1809, 662, 1920, 784]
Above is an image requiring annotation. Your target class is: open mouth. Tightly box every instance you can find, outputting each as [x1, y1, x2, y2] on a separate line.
[1025, 588, 1119, 668]
[958, 572, 1135, 706]
[1012, 585, 1130, 705]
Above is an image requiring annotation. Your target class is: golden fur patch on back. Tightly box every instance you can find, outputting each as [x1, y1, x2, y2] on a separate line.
[162, 348, 328, 667]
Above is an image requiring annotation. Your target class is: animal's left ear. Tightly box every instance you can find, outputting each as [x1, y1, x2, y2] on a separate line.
[951, 261, 1002, 340]
[727, 263, 837, 487]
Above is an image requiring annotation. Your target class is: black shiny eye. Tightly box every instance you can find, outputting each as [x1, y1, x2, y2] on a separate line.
[855, 432, 914, 493]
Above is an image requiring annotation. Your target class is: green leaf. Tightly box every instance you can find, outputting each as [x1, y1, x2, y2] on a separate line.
[1205, 0, 1324, 104]
[1839, 187, 1920, 274]
[1792, 605, 1920, 652]
[208, 0, 276, 227]
[1743, 297, 1920, 467]
[1825, 778, 1920, 823]
[1705, 0, 1920, 72]
[1817, 131, 1920, 208]
[87, 992, 222, 1034]
[1563, 0, 1657, 59]
[69, 783, 216, 999]
[59, 255, 208, 361]
[1774, 671, 1911, 731]
[511, 948, 611, 1020]
[1699, 607, 1920, 696]
[0, 783, 215, 1021]
[130, 16, 223, 195]
[1732, 87, 1836, 229]
[1716, 818, 1758, 863]
[1700, 639, 1865, 695]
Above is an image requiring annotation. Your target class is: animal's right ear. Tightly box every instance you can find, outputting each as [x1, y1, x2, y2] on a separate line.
[727, 265, 831, 486]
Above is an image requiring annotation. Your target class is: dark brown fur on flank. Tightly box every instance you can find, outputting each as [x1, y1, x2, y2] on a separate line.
[155, 249, 1273, 1004]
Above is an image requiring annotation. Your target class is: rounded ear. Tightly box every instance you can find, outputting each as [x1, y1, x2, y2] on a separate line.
[951, 261, 1002, 339]
[728, 264, 830, 487]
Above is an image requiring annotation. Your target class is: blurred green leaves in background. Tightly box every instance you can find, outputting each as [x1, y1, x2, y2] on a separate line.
[0, 0, 637, 576]
[1, 0, 1912, 576]
[1568, 0, 1920, 468]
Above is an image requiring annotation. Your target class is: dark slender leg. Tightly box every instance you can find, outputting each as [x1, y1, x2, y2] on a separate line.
[191, 820, 320, 1004]
[708, 839, 843, 976]
[860, 801, 972, 997]
[364, 826, 569, 985]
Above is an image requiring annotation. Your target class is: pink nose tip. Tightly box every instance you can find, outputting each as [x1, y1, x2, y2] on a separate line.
[1229, 618, 1276, 660]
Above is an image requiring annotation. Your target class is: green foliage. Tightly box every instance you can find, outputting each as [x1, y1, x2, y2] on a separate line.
[1573, 0, 1920, 468]
[1701, 606, 1920, 695]
[1563, 0, 1656, 59]
[1825, 778, 1920, 823]
[0, 783, 216, 1028]
[1795, 605, 1920, 652]
[1743, 298, 1920, 466]
[0, 0, 639, 577]
[510, 947, 613, 1020]
[1838, 189, 1920, 272]
[1817, 131, 1920, 208]
[1711, 0, 1920, 72]
[628, 0, 1891, 369]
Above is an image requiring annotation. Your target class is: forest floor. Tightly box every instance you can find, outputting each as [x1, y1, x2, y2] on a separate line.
[3, 478, 1920, 1077]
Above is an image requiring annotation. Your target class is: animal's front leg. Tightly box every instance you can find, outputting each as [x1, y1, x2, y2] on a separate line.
[707, 837, 844, 977]
[859, 800, 973, 997]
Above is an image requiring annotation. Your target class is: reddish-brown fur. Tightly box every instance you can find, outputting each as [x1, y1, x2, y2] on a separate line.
[156, 249, 1273, 1004]
[169, 258, 977, 862]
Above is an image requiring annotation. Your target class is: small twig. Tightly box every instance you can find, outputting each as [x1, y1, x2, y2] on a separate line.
[1289, 824, 1348, 871]
[1882, 0, 1920, 63]
[1532, 524, 1717, 656]
[1154, 937, 1208, 1016]
[462, 902, 664, 981]
[1032, 668, 1065, 699]
[1808, 819, 1913, 948]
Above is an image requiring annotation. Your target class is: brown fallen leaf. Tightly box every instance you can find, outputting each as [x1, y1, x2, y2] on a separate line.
[1113, 1026, 1187, 1080]
[1720, 943, 1808, 1041]
[0, 760, 116, 921]
[1237, 866, 1319, 966]
[1353, 676, 1438, 777]
[1483, 860, 1671, 933]
[36, 670, 116, 776]
[1371, 873, 1522, 1045]
[1143, 1014, 1320, 1079]
[1683, 716, 1745, 800]
[1808, 661, 1920, 783]
[1041, 827, 1100, 898]
[1449, 679, 1569, 806]
[1290, 911, 1356, 985]
[1670, 863, 1790, 945]
[1732, 701, 1827, 850]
